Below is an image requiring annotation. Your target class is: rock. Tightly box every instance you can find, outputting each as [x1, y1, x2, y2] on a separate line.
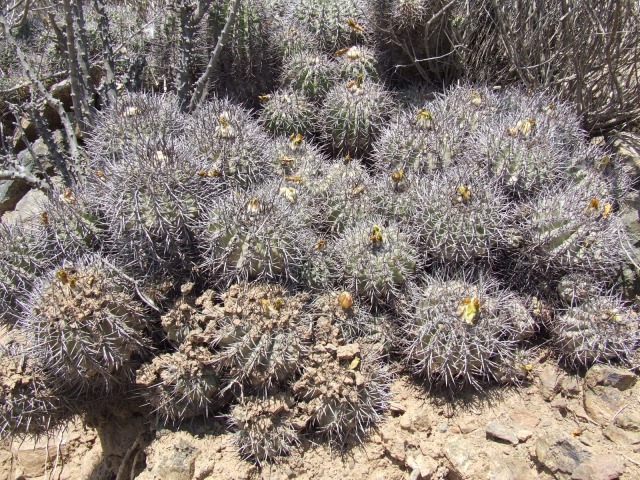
[336, 343, 360, 360]
[486, 421, 519, 445]
[406, 454, 439, 480]
[614, 403, 640, 431]
[1, 188, 47, 225]
[148, 438, 199, 480]
[534, 430, 591, 475]
[487, 455, 537, 480]
[381, 430, 406, 462]
[516, 428, 533, 443]
[538, 364, 563, 401]
[570, 454, 625, 480]
[436, 421, 448, 433]
[0, 177, 30, 215]
[399, 410, 431, 433]
[585, 365, 637, 391]
[509, 406, 540, 430]
[561, 376, 582, 398]
[444, 436, 488, 480]
[603, 425, 640, 446]
[612, 132, 640, 185]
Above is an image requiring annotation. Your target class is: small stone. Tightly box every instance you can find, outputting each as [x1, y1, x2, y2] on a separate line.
[383, 435, 406, 463]
[486, 421, 519, 445]
[538, 364, 562, 401]
[388, 401, 407, 414]
[336, 343, 360, 361]
[444, 437, 488, 480]
[570, 454, 625, 480]
[603, 425, 640, 446]
[459, 422, 477, 434]
[534, 430, 590, 475]
[561, 376, 582, 398]
[551, 397, 568, 412]
[614, 404, 640, 431]
[585, 365, 637, 391]
[406, 454, 439, 480]
[516, 428, 533, 443]
[488, 455, 537, 480]
[436, 421, 448, 433]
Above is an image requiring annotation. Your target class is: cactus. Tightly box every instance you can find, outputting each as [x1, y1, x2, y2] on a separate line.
[516, 172, 626, 282]
[413, 169, 511, 267]
[296, 158, 374, 234]
[230, 392, 299, 463]
[399, 277, 520, 390]
[293, 342, 390, 444]
[331, 219, 417, 306]
[85, 139, 215, 277]
[0, 223, 56, 326]
[206, 283, 312, 393]
[259, 89, 316, 136]
[286, 0, 372, 52]
[199, 183, 312, 285]
[320, 77, 393, 157]
[556, 273, 602, 305]
[184, 98, 277, 190]
[551, 295, 640, 369]
[18, 255, 150, 393]
[280, 51, 339, 102]
[334, 45, 379, 81]
[136, 340, 221, 423]
[87, 92, 186, 160]
[0, 343, 70, 439]
[272, 133, 328, 177]
[372, 168, 419, 223]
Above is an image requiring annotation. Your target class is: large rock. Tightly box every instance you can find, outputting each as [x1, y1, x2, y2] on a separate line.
[570, 454, 625, 480]
[486, 421, 519, 445]
[584, 365, 638, 426]
[444, 436, 488, 480]
[534, 430, 591, 476]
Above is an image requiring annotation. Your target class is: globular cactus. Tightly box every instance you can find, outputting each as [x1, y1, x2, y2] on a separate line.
[320, 77, 393, 157]
[280, 51, 339, 102]
[286, 0, 372, 52]
[556, 273, 602, 305]
[85, 139, 216, 277]
[184, 98, 277, 190]
[198, 183, 312, 285]
[331, 219, 417, 306]
[136, 339, 221, 423]
[399, 277, 520, 390]
[0, 223, 56, 326]
[413, 169, 511, 267]
[516, 171, 627, 282]
[0, 343, 70, 439]
[551, 295, 640, 369]
[18, 255, 150, 393]
[259, 89, 316, 136]
[293, 342, 391, 444]
[334, 45, 379, 81]
[270, 23, 320, 60]
[372, 168, 419, 223]
[295, 158, 374, 234]
[272, 133, 327, 177]
[206, 283, 313, 393]
[87, 92, 185, 160]
[230, 392, 300, 463]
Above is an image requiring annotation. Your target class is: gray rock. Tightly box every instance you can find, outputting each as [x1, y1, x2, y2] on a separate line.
[444, 436, 488, 480]
[149, 438, 199, 480]
[538, 364, 563, 401]
[1, 188, 47, 225]
[0, 177, 30, 215]
[534, 431, 590, 475]
[585, 365, 637, 391]
[486, 421, 519, 445]
[570, 454, 625, 480]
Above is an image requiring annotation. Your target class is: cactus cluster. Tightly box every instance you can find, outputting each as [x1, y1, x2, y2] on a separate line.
[2, 78, 638, 466]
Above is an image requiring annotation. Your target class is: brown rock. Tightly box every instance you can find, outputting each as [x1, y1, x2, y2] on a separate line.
[488, 455, 537, 480]
[534, 430, 590, 475]
[603, 425, 640, 446]
[444, 436, 488, 480]
[585, 365, 637, 391]
[538, 364, 563, 401]
[486, 421, 519, 445]
[570, 454, 625, 480]
[336, 343, 360, 361]
[614, 403, 640, 431]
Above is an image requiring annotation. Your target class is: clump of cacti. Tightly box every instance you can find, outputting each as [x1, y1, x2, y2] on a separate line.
[280, 51, 339, 101]
[334, 45, 379, 81]
[230, 392, 300, 463]
[259, 89, 315, 136]
[272, 133, 327, 177]
[18, 255, 150, 393]
[399, 276, 522, 390]
[206, 283, 312, 393]
[551, 295, 640, 369]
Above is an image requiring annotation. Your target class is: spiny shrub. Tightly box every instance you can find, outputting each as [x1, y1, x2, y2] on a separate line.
[286, 0, 372, 52]
[230, 392, 299, 463]
[399, 276, 523, 390]
[320, 78, 393, 157]
[330, 219, 417, 306]
[206, 283, 312, 393]
[198, 183, 312, 285]
[259, 89, 316, 136]
[551, 295, 640, 369]
[136, 340, 220, 423]
[293, 342, 390, 444]
[413, 169, 511, 267]
[184, 98, 277, 190]
[85, 139, 216, 277]
[19, 255, 150, 393]
[280, 51, 339, 102]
